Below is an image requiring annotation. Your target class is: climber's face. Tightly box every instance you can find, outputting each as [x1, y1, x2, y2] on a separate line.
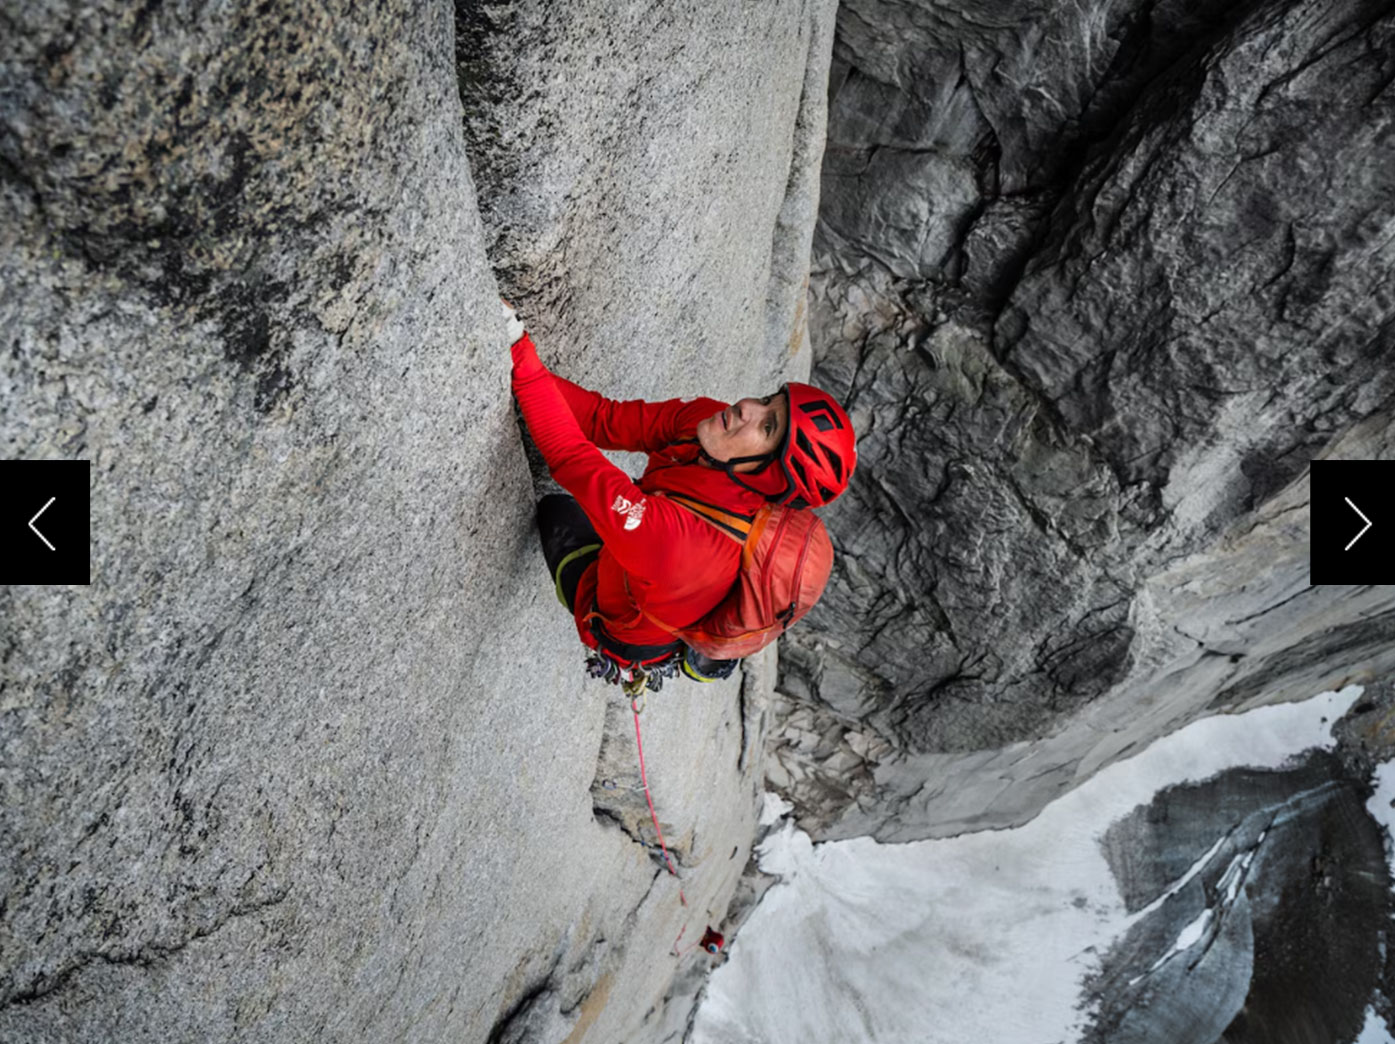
[696, 392, 788, 472]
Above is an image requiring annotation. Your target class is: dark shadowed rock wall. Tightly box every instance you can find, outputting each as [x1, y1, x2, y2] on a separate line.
[770, 0, 1395, 840]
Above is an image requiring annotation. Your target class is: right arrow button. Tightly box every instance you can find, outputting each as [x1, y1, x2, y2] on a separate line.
[1311, 461, 1392, 585]
[1344, 496, 1372, 551]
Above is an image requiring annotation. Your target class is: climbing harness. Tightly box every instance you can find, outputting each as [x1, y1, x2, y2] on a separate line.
[585, 651, 680, 694]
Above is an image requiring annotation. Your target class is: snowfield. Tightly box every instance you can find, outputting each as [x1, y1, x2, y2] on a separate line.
[692, 686, 1389, 1044]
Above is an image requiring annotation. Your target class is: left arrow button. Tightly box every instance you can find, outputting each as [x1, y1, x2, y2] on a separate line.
[29, 496, 56, 550]
[1, 461, 89, 584]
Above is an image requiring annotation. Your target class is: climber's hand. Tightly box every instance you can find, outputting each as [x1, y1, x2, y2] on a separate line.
[504, 298, 550, 382]
[501, 298, 526, 345]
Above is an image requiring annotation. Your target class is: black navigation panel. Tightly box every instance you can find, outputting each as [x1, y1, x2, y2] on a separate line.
[1310, 460, 1392, 585]
[3, 460, 91, 585]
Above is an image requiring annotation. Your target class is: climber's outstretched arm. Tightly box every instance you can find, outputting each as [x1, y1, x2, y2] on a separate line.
[499, 297, 721, 453]
[510, 332, 700, 578]
[552, 375, 722, 454]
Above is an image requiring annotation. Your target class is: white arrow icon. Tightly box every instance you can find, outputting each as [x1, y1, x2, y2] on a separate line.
[1344, 496, 1372, 551]
[29, 496, 56, 551]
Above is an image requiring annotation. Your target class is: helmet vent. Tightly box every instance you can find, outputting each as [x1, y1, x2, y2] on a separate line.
[825, 449, 843, 482]
[799, 400, 845, 430]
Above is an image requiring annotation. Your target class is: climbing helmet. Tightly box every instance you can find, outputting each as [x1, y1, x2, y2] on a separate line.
[773, 382, 856, 508]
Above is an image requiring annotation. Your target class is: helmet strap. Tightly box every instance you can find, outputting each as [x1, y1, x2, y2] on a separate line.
[723, 459, 775, 496]
[697, 385, 797, 501]
[697, 444, 782, 495]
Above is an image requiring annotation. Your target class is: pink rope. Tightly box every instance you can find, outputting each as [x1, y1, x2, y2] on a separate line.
[632, 699, 688, 908]
[672, 921, 694, 956]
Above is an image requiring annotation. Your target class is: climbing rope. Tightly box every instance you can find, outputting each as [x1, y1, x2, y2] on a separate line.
[631, 695, 687, 908]
[671, 922, 704, 956]
[628, 692, 731, 959]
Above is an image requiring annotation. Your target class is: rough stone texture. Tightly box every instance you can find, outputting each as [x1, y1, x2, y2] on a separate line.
[1084, 750, 1392, 1044]
[460, 0, 836, 396]
[771, 0, 1395, 841]
[809, 410, 1395, 846]
[0, 2, 835, 1041]
[7, 0, 1394, 1037]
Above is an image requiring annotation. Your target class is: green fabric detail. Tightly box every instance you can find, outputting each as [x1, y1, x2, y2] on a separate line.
[682, 658, 720, 683]
[554, 543, 601, 607]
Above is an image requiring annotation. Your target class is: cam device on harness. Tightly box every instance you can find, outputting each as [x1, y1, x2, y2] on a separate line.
[634, 491, 834, 660]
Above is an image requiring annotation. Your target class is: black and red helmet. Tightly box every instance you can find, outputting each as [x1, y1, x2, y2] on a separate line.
[704, 381, 857, 507]
[772, 382, 856, 508]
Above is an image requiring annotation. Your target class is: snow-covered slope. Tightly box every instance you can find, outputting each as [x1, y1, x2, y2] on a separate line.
[696, 687, 1392, 1044]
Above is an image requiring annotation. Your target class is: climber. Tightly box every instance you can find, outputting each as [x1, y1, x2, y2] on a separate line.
[505, 300, 855, 690]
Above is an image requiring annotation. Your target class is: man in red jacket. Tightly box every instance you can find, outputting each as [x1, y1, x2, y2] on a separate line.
[505, 302, 855, 690]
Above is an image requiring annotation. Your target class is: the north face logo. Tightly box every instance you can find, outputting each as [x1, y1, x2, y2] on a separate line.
[612, 494, 647, 531]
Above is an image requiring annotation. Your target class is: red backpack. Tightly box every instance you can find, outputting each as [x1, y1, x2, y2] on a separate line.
[641, 492, 834, 659]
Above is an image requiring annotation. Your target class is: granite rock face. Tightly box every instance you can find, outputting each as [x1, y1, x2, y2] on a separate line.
[772, 0, 1395, 839]
[459, 0, 836, 399]
[5, 0, 1394, 1038]
[0, 2, 834, 1042]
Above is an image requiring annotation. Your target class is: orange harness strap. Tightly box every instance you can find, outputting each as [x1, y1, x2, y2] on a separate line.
[604, 492, 772, 643]
[661, 491, 752, 543]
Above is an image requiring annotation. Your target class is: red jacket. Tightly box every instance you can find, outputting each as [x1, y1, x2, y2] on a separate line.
[511, 334, 768, 650]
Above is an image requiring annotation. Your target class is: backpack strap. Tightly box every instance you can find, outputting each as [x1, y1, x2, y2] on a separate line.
[621, 573, 683, 641]
[662, 491, 754, 544]
[623, 493, 757, 638]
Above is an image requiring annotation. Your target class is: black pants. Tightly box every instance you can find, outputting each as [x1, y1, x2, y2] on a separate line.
[536, 494, 683, 665]
[536, 494, 602, 613]
[535, 494, 737, 679]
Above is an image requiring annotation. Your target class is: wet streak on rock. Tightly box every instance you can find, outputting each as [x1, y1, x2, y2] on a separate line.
[1084, 751, 1391, 1044]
